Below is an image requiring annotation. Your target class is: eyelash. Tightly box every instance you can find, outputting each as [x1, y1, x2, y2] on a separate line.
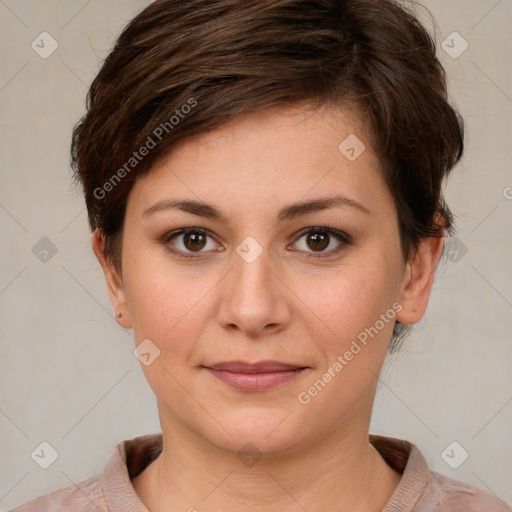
[161, 226, 352, 260]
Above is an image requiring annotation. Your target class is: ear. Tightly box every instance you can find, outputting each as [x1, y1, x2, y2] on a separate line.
[396, 232, 444, 325]
[91, 229, 132, 329]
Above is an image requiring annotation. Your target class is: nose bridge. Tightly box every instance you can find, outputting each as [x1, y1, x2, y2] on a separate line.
[217, 239, 289, 335]
[231, 242, 276, 312]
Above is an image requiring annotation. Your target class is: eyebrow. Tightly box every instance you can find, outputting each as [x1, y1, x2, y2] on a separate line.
[143, 194, 371, 222]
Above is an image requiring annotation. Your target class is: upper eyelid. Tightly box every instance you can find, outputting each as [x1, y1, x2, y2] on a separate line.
[165, 226, 349, 252]
[164, 227, 223, 250]
[289, 227, 351, 253]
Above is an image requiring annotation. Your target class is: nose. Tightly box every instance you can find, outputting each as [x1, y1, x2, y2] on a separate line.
[217, 245, 291, 339]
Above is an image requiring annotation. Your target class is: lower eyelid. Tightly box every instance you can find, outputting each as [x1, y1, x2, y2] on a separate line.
[163, 227, 350, 257]
[291, 231, 349, 255]
[166, 231, 220, 252]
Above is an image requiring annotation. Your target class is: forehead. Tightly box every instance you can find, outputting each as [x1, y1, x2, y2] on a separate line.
[125, 103, 391, 221]
[172, 103, 370, 164]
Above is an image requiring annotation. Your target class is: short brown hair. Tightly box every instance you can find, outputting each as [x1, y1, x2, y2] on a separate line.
[71, 0, 464, 348]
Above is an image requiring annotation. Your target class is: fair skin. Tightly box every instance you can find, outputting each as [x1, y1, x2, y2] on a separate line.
[93, 103, 443, 512]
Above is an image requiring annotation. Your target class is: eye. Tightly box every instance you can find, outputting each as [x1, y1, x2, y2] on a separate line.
[289, 227, 352, 257]
[162, 228, 223, 259]
[161, 226, 351, 260]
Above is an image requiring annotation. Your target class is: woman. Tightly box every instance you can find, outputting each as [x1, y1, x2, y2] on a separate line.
[11, 0, 511, 510]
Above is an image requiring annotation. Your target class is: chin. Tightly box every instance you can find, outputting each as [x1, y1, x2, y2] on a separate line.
[200, 406, 310, 458]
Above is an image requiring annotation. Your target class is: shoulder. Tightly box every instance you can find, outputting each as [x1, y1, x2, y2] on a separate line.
[8, 434, 162, 512]
[9, 473, 107, 512]
[370, 434, 511, 512]
[420, 471, 512, 511]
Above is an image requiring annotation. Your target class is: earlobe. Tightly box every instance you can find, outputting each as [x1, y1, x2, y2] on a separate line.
[396, 234, 444, 326]
[91, 229, 132, 329]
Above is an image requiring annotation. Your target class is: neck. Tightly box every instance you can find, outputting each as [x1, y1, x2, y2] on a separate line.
[133, 411, 401, 512]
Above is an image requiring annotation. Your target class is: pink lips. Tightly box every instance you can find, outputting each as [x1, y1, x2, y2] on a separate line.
[204, 360, 308, 391]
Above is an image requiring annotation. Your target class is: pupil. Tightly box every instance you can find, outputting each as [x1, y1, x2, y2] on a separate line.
[185, 233, 206, 251]
[308, 232, 328, 251]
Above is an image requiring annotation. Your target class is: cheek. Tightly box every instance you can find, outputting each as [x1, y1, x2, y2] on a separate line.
[293, 256, 401, 353]
[122, 247, 215, 353]
[122, 258, 214, 401]
[292, 262, 401, 422]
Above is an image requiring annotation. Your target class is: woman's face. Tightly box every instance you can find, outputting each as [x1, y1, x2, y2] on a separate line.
[97, 104, 437, 455]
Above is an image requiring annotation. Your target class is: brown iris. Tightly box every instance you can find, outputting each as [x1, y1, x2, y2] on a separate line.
[183, 232, 207, 251]
[306, 232, 329, 251]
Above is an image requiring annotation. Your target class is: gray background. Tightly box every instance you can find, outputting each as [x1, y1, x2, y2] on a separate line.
[0, 0, 511, 509]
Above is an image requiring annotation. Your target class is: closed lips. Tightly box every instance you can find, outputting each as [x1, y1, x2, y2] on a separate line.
[204, 361, 308, 372]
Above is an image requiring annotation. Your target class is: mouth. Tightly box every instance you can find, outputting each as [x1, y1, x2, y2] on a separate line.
[202, 360, 309, 391]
